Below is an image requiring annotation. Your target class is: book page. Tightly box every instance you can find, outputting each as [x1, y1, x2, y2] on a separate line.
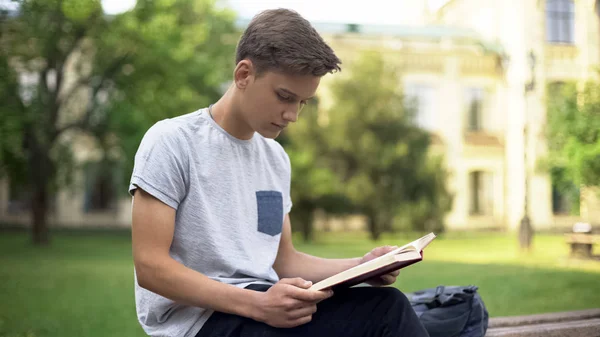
[379, 232, 435, 258]
[353, 233, 435, 269]
[412, 232, 436, 251]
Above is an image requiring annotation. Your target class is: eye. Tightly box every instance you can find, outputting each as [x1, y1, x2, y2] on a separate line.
[276, 92, 294, 102]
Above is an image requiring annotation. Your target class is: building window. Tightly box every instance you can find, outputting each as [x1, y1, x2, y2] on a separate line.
[551, 168, 580, 215]
[546, 0, 575, 44]
[469, 171, 493, 216]
[83, 164, 116, 212]
[548, 81, 566, 95]
[465, 88, 485, 132]
[404, 84, 436, 131]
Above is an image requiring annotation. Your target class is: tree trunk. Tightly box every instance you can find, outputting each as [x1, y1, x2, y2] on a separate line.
[382, 216, 395, 234]
[293, 201, 315, 243]
[300, 211, 313, 243]
[367, 210, 381, 241]
[28, 134, 52, 246]
[31, 181, 49, 245]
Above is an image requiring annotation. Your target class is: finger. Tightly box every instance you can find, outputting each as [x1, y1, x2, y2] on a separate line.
[370, 246, 390, 256]
[389, 270, 400, 277]
[288, 304, 318, 319]
[287, 314, 313, 328]
[279, 277, 312, 289]
[380, 274, 396, 284]
[287, 287, 333, 302]
[371, 245, 398, 256]
[367, 278, 385, 287]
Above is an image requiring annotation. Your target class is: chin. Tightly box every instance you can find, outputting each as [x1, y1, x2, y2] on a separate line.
[257, 130, 281, 139]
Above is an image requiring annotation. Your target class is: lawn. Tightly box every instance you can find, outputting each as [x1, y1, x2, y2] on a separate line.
[1, 230, 599, 337]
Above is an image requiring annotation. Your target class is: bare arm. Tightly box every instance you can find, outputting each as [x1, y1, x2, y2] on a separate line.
[131, 188, 260, 318]
[273, 214, 361, 283]
[132, 188, 331, 328]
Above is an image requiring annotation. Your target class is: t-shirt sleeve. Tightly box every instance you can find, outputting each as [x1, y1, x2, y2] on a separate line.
[128, 121, 188, 210]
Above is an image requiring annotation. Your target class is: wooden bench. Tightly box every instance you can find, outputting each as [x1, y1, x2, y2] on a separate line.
[485, 308, 600, 337]
[565, 233, 600, 258]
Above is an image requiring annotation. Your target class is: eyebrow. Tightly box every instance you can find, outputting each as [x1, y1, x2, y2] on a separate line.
[279, 88, 315, 101]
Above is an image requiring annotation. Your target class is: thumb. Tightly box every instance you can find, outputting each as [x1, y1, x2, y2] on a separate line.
[373, 245, 398, 257]
[280, 277, 312, 289]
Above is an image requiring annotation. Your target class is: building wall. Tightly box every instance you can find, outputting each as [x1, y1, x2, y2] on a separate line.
[435, 0, 599, 231]
[0, 174, 132, 229]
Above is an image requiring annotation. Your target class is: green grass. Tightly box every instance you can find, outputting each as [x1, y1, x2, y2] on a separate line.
[1, 230, 599, 337]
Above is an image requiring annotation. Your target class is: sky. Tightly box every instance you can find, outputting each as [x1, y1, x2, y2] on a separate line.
[222, 0, 450, 25]
[0, 0, 451, 25]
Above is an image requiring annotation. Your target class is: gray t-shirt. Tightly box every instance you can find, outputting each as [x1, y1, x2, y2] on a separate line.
[128, 108, 292, 337]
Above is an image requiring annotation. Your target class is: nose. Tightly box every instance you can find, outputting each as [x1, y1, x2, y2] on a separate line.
[282, 107, 299, 123]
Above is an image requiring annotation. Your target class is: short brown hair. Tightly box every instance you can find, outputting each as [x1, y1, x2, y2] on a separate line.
[236, 9, 342, 77]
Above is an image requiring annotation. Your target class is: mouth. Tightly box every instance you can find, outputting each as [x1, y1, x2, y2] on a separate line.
[272, 123, 286, 130]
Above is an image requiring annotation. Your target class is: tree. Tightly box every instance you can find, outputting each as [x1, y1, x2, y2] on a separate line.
[546, 80, 600, 204]
[282, 101, 352, 242]
[319, 50, 452, 240]
[0, 0, 237, 245]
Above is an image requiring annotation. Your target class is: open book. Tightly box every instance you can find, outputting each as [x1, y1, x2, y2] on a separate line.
[309, 232, 436, 291]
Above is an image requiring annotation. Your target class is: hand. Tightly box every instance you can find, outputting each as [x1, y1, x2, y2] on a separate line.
[253, 277, 333, 328]
[360, 245, 400, 287]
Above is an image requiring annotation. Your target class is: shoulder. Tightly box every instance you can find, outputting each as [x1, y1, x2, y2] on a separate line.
[136, 111, 202, 161]
[140, 111, 200, 148]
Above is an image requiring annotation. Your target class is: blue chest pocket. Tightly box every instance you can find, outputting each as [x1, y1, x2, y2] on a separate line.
[256, 191, 283, 236]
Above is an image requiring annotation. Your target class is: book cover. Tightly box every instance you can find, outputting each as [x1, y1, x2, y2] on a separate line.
[309, 232, 436, 291]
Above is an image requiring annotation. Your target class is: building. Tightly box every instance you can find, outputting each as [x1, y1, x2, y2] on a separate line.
[315, 0, 600, 231]
[1, 0, 598, 231]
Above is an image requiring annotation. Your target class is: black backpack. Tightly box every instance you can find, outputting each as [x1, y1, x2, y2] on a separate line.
[406, 285, 489, 337]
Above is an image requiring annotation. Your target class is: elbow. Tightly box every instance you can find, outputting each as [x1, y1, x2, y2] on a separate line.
[134, 254, 163, 291]
[136, 272, 152, 291]
[274, 248, 299, 278]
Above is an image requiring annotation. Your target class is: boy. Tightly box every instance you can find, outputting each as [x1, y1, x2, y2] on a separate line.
[129, 8, 430, 337]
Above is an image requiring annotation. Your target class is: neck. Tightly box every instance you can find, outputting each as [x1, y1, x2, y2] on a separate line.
[210, 87, 255, 140]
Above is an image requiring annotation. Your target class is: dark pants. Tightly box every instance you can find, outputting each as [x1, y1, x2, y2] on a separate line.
[196, 284, 430, 337]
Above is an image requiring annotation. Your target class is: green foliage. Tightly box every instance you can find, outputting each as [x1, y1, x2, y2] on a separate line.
[546, 81, 600, 190]
[283, 102, 352, 241]
[97, 0, 238, 189]
[0, 43, 27, 186]
[325, 51, 452, 238]
[393, 155, 453, 233]
[286, 50, 452, 240]
[0, 0, 237, 244]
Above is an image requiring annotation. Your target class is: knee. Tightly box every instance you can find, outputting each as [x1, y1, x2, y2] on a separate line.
[374, 287, 413, 314]
[383, 287, 411, 305]
[380, 288, 429, 337]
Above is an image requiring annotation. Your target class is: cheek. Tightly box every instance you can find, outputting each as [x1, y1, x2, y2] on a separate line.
[248, 88, 272, 108]
[259, 94, 284, 113]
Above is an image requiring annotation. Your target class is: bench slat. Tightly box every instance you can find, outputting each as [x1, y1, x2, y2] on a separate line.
[489, 308, 600, 328]
[486, 318, 600, 337]
[564, 233, 600, 244]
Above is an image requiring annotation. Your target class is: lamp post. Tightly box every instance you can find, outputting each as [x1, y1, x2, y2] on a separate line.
[519, 51, 536, 252]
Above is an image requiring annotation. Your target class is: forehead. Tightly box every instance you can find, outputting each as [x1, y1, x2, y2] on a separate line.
[260, 71, 321, 99]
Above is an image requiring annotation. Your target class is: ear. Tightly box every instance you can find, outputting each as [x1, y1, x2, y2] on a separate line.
[234, 60, 255, 89]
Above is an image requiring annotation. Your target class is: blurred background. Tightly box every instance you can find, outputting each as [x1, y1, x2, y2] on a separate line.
[1, 0, 599, 336]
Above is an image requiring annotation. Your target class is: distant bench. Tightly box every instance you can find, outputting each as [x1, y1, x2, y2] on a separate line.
[485, 308, 600, 337]
[565, 233, 600, 258]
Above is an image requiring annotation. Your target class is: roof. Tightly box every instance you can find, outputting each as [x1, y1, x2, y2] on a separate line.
[235, 18, 505, 56]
